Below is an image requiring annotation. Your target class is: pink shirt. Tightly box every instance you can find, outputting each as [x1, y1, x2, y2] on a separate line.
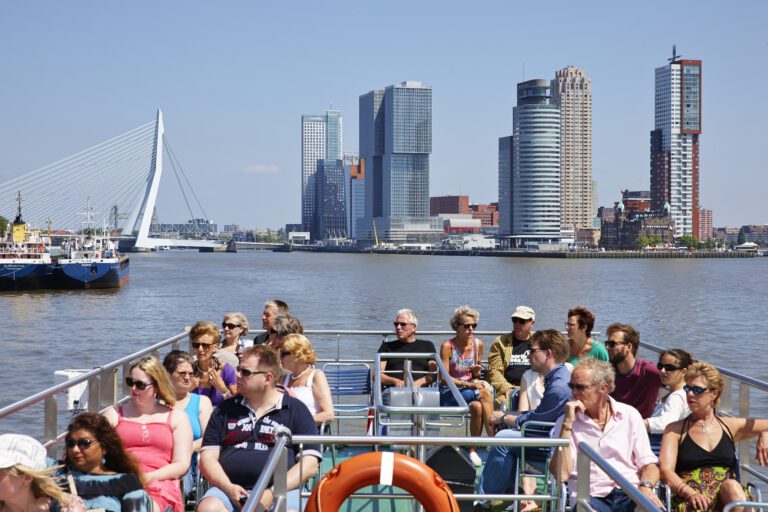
[553, 396, 658, 498]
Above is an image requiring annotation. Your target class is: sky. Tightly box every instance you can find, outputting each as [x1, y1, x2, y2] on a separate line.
[0, 1, 766, 229]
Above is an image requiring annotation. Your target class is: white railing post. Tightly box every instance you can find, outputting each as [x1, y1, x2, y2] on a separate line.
[576, 448, 592, 512]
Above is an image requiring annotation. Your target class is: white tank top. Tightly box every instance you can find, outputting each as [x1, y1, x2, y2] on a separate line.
[284, 369, 318, 415]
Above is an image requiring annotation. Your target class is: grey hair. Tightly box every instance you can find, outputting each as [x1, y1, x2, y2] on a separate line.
[396, 309, 418, 327]
[574, 357, 616, 393]
[450, 305, 479, 331]
[264, 299, 289, 312]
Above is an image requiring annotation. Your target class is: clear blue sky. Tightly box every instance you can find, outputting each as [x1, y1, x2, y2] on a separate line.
[1, 1, 765, 229]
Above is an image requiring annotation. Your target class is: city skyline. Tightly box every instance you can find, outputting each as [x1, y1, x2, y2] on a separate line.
[0, 2, 766, 229]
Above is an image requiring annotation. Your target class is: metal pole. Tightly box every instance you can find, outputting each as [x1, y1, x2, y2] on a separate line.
[576, 449, 591, 512]
[738, 382, 751, 484]
[43, 397, 58, 459]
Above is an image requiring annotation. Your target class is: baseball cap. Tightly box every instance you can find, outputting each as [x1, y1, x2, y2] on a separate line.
[511, 306, 535, 321]
[0, 434, 47, 471]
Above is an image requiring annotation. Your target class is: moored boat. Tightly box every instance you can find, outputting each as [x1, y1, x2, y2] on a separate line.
[0, 193, 55, 291]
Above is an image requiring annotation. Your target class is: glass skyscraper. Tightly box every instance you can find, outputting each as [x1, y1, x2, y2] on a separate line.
[301, 110, 342, 238]
[314, 159, 347, 239]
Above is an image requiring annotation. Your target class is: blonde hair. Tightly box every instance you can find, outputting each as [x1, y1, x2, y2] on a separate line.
[281, 334, 318, 364]
[4, 464, 66, 503]
[685, 361, 723, 405]
[450, 305, 479, 331]
[189, 320, 221, 343]
[223, 312, 249, 333]
[131, 356, 176, 407]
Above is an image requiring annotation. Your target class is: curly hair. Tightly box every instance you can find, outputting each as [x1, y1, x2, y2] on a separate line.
[449, 305, 479, 331]
[281, 334, 318, 364]
[271, 312, 304, 337]
[567, 306, 595, 338]
[574, 357, 616, 393]
[685, 361, 724, 405]
[130, 356, 176, 407]
[64, 413, 144, 482]
[189, 320, 221, 343]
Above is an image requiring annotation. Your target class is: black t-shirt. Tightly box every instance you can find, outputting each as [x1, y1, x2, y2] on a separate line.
[503, 337, 531, 386]
[378, 338, 436, 382]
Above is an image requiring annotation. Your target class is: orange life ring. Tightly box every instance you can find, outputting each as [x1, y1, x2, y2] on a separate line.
[304, 452, 459, 512]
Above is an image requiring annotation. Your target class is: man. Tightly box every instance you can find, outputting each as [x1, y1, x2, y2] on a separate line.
[487, 305, 535, 407]
[566, 306, 609, 363]
[551, 358, 664, 512]
[605, 323, 661, 418]
[197, 345, 320, 512]
[378, 309, 437, 388]
[253, 299, 289, 345]
[478, 330, 572, 501]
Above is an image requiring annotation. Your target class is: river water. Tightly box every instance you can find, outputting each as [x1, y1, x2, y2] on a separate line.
[2, 250, 767, 435]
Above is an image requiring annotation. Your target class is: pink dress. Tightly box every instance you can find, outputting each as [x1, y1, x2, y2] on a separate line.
[116, 406, 183, 512]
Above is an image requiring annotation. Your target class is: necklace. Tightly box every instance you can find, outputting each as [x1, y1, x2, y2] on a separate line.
[290, 365, 312, 382]
[697, 417, 716, 431]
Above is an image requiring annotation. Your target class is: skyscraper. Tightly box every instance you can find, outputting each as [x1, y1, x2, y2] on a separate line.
[551, 66, 593, 232]
[346, 153, 364, 239]
[314, 159, 347, 239]
[358, 81, 441, 244]
[301, 110, 342, 238]
[497, 135, 513, 236]
[650, 48, 701, 237]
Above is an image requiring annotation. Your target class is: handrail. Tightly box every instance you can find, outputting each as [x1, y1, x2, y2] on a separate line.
[576, 442, 662, 512]
[724, 502, 768, 512]
[242, 431, 290, 512]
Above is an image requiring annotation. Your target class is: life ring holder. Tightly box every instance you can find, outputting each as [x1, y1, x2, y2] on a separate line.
[304, 451, 459, 512]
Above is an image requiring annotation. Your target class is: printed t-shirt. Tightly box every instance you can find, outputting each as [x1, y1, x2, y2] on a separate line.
[503, 337, 531, 386]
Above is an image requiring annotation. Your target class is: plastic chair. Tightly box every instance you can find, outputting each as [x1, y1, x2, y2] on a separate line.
[322, 362, 373, 464]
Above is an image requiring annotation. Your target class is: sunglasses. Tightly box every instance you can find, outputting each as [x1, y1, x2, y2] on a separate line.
[461, 323, 478, 329]
[175, 370, 196, 378]
[125, 377, 153, 390]
[684, 385, 710, 395]
[657, 363, 682, 372]
[393, 322, 412, 328]
[512, 318, 530, 324]
[222, 322, 241, 330]
[65, 438, 98, 449]
[236, 367, 269, 377]
[605, 340, 630, 349]
[191, 342, 215, 350]
[568, 382, 594, 391]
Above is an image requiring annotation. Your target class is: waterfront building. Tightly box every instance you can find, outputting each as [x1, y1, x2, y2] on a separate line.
[430, 195, 469, 216]
[621, 190, 651, 214]
[314, 159, 347, 240]
[600, 202, 675, 250]
[551, 66, 593, 233]
[469, 203, 499, 227]
[698, 207, 713, 240]
[346, 154, 364, 240]
[743, 225, 768, 246]
[497, 136, 513, 236]
[302, 110, 343, 238]
[358, 81, 442, 244]
[650, 48, 702, 237]
[508, 79, 562, 246]
[713, 227, 739, 246]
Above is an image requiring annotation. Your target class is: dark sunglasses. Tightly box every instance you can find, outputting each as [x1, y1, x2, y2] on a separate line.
[512, 318, 530, 324]
[605, 340, 630, 349]
[222, 322, 241, 330]
[461, 323, 478, 329]
[191, 342, 215, 350]
[568, 382, 594, 391]
[684, 385, 710, 395]
[65, 438, 97, 449]
[125, 377, 153, 390]
[657, 363, 682, 372]
[236, 367, 269, 377]
[393, 322, 412, 328]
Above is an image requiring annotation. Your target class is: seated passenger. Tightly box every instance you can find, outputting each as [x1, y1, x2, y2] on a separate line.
[104, 357, 193, 512]
[254, 299, 290, 345]
[645, 349, 693, 434]
[57, 413, 150, 512]
[438, 305, 493, 467]
[378, 308, 437, 388]
[266, 311, 303, 350]
[479, 330, 571, 502]
[0, 433, 85, 512]
[189, 321, 238, 406]
[566, 306, 608, 363]
[218, 312, 250, 365]
[660, 362, 768, 512]
[163, 351, 213, 496]
[551, 358, 664, 512]
[606, 322, 662, 418]
[197, 345, 321, 512]
[280, 333, 334, 426]
[487, 306, 535, 407]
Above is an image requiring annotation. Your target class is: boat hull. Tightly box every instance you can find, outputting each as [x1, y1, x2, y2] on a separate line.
[55, 256, 129, 289]
[0, 262, 56, 291]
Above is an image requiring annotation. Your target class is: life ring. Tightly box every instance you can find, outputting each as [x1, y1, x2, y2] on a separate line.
[304, 451, 459, 512]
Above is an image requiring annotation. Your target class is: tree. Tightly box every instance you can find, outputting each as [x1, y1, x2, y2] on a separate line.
[0, 216, 7, 235]
[737, 227, 746, 245]
[677, 235, 697, 249]
[635, 235, 649, 249]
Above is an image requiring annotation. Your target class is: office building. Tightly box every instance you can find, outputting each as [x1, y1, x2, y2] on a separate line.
[650, 48, 702, 237]
[347, 154, 364, 239]
[302, 110, 342, 238]
[358, 81, 442, 244]
[469, 203, 498, 227]
[430, 195, 469, 216]
[551, 66, 593, 232]
[314, 159, 347, 240]
[698, 207, 712, 240]
[497, 136, 514, 236]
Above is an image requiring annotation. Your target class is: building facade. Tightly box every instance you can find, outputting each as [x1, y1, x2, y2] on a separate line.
[302, 110, 342, 238]
[650, 50, 702, 237]
[469, 203, 498, 227]
[314, 159, 347, 240]
[551, 66, 593, 232]
[698, 207, 712, 240]
[347, 155, 364, 240]
[430, 195, 469, 216]
[497, 135, 514, 236]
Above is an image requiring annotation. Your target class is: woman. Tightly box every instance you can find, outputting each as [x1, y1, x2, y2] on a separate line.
[0, 433, 84, 512]
[189, 320, 237, 406]
[218, 312, 250, 367]
[267, 312, 304, 349]
[163, 351, 212, 496]
[645, 349, 693, 434]
[57, 413, 151, 512]
[660, 362, 768, 512]
[280, 333, 334, 426]
[439, 305, 494, 467]
[104, 357, 193, 512]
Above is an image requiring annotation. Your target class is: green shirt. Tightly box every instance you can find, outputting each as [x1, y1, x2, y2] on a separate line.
[568, 340, 609, 364]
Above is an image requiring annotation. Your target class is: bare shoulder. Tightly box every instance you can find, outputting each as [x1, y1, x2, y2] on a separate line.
[663, 418, 686, 435]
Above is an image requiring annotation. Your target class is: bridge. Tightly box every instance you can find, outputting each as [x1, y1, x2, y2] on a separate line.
[0, 111, 225, 250]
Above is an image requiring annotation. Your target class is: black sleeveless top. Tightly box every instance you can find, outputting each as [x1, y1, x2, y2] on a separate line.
[675, 415, 737, 473]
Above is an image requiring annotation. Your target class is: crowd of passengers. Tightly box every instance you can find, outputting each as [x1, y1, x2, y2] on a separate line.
[1, 300, 767, 512]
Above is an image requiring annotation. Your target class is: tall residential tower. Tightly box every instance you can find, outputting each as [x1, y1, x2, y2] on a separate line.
[301, 110, 342, 238]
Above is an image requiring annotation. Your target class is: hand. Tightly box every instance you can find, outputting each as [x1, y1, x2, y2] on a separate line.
[491, 410, 505, 424]
[259, 488, 274, 510]
[390, 378, 405, 387]
[639, 485, 664, 509]
[687, 491, 712, 511]
[756, 431, 768, 466]
[470, 365, 483, 378]
[225, 484, 249, 511]
[563, 400, 585, 424]
[209, 369, 227, 393]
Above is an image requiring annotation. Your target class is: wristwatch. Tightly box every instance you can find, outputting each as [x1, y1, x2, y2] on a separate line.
[639, 481, 655, 490]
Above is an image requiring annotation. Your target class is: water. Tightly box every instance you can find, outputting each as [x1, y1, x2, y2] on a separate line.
[2, 250, 768, 435]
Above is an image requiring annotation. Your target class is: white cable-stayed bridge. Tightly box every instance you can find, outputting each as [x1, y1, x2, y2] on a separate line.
[0, 110, 225, 250]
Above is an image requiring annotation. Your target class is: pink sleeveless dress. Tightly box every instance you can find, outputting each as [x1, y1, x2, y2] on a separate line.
[115, 406, 183, 512]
